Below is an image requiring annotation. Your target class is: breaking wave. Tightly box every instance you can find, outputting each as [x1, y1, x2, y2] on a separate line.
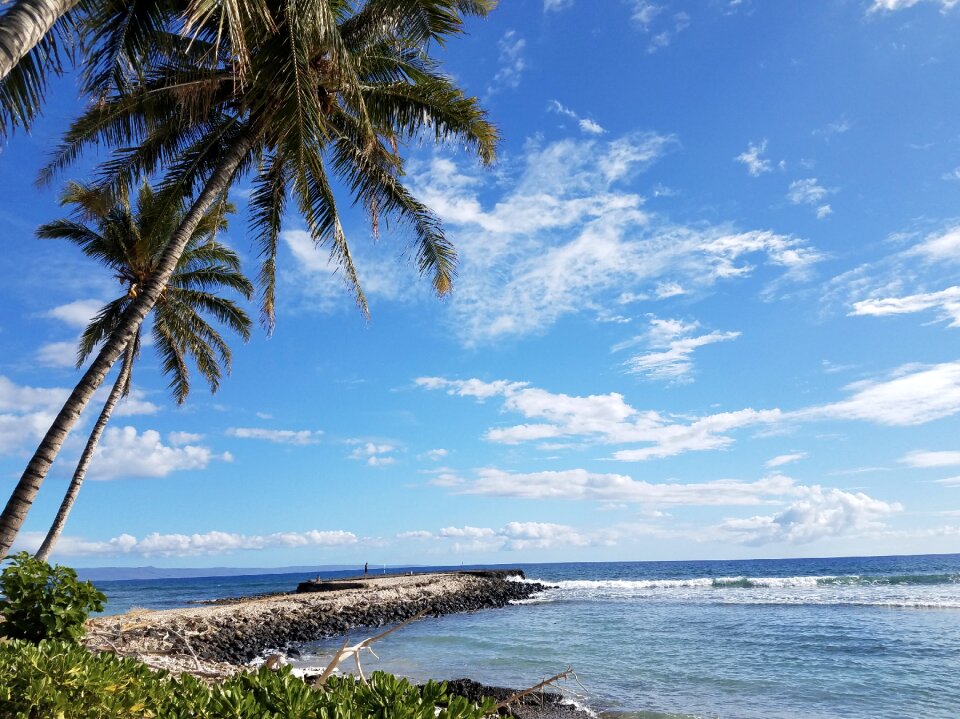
[519, 573, 960, 609]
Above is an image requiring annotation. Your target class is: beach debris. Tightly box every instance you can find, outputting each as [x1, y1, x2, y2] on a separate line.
[312, 610, 428, 686]
[492, 668, 579, 713]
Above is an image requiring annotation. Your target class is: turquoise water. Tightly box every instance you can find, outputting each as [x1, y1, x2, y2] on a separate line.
[93, 555, 960, 718]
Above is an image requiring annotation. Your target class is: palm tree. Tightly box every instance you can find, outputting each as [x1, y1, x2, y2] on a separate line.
[0, 0, 498, 558]
[33, 181, 253, 561]
[0, 0, 271, 138]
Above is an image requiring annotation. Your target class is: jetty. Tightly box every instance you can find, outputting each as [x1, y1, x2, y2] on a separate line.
[84, 570, 548, 678]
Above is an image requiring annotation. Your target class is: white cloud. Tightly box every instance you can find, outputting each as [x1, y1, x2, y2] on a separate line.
[942, 167, 960, 181]
[824, 223, 960, 326]
[417, 376, 781, 461]
[438, 525, 497, 539]
[18, 528, 358, 558]
[397, 530, 434, 539]
[169, 431, 203, 445]
[616, 316, 740, 383]
[654, 281, 686, 299]
[934, 476, 960, 486]
[349, 441, 397, 467]
[420, 363, 960, 466]
[3, 378, 74, 454]
[89, 426, 228, 480]
[419, 448, 449, 461]
[226, 427, 323, 445]
[437, 521, 594, 552]
[111, 389, 160, 417]
[717, 486, 902, 545]
[579, 119, 606, 135]
[279, 229, 410, 314]
[411, 134, 821, 346]
[900, 450, 960, 468]
[787, 178, 834, 218]
[735, 140, 772, 176]
[489, 30, 526, 93]
[851, 286, 960, 327]
[628, 0, 663, 26]
[36, 341, 78, 368]
[544, 0, 574, 9]
[44, 299, 104, 328]
[813, 118, 852, 138]
[450, 467, 799, 506]
[547, 101, 606, 135]
[908, 225, 960, 263]
[626, 3, 689, 52]
[766, 452, 807, 468]
[798, 362, 960, 426]
[869, 0, 958, 12]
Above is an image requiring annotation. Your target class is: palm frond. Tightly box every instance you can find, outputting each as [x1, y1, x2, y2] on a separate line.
[0, 8, 76, 139]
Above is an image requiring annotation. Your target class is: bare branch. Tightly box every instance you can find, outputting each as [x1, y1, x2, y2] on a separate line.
[493, 668, 576, 712]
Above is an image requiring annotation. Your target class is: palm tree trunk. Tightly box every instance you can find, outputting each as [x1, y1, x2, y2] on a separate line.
[34, 340, 135, 562]
[0, 0, 76, 81]
[0, 130, 254, 559]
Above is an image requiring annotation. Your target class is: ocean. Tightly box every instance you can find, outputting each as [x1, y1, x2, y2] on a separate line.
[92, 554, 960, 719]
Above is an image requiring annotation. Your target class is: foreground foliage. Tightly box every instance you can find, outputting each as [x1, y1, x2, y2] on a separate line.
[0, 639, 498, 719]
[0, 552, 105, 642]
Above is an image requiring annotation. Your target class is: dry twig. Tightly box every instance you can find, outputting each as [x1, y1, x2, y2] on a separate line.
[493, 668, 576, 712]
[312, 610, 429, 686]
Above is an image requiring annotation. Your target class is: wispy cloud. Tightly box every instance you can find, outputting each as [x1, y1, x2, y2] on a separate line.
[410, 133, 821, 347]
[787, 178, 834, 219]
[850, 286, 960, 327]
[442, 467, 799, 506]
[824, 222, 960, 326]
[766, 452, 807, 468]
[813, 117, 852, 139]
[419, 448, 449, 461]
[489, 30, 526, 93]
[227, 427, 323, 445]
[418, 361, 960, 463]
[796, 362, 960, 427]
[735, 140, 772, 176]
[548, 101, 607, 135]
[626, 2, 690, 52]
[900, 450, 960, 468]
[615, 317, 740, 383]
[869, 0, 958, 13]
[416, 375, 781, 461]
[348, 441, 397, 467]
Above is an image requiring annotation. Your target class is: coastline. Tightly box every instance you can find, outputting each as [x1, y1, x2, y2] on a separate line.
[82, 570, 586, 715]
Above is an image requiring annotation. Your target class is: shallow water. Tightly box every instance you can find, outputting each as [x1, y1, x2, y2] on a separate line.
[94, 555, 960, 718]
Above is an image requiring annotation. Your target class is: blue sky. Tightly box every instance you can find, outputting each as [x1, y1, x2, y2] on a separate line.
[3, 0, 960, 567]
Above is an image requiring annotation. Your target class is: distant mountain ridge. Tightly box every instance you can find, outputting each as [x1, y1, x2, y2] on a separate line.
[75, 565, 368, 581]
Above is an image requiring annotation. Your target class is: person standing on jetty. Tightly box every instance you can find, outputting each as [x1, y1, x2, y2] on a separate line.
[364, 562, 368, 575]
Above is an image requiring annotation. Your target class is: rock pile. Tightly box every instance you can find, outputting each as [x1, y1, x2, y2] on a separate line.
[86, 572, 550, 670]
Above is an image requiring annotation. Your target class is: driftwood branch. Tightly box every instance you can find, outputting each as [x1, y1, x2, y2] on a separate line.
[166, 627, 202, 671]
[493, 668, 576, 712]
[312, 610, 429, 686]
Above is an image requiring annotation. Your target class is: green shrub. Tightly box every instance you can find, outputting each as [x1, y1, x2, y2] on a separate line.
[0, 552, 106, 642]
[0, 639, 500, 719]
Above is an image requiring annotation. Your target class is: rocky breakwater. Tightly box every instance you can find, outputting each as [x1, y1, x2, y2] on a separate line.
[85, 571, 549, 677]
